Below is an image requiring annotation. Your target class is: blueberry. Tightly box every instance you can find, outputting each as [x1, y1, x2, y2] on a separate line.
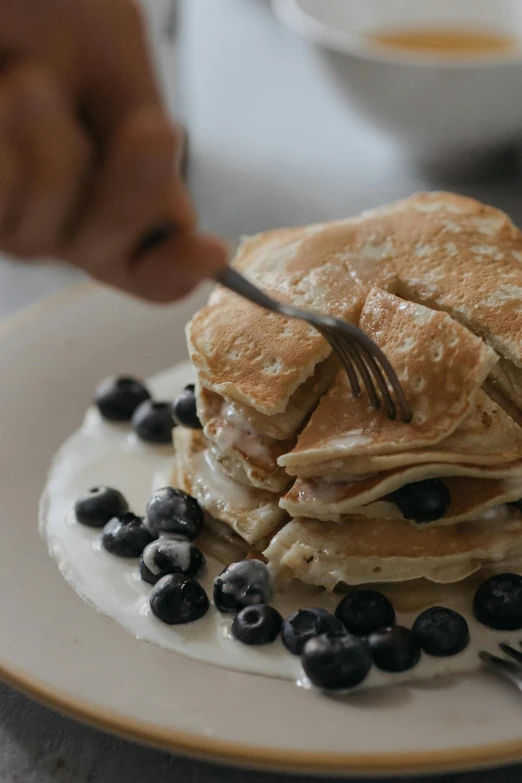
[231, 604, 283, 645]
[389, 478, 451, 523]
[74, 486, 128, 528]
[102, 513, 154, 558]
[150, 574, 209, 624]
[473, 573, 522, 631]
[132, 401, 174, 444]
[146, 487, 204, 539]
[412, 606, 469, 657]
[301, 631, 372, 691]
[335, 590, 395, 636]
[140, 538, 205, 584]
[213, 560, 272, 614]
[368, 626, 421, 672]
[282, 607, 344, 655]
[94, 376, 150, 421]
[172, 384, 202, 430]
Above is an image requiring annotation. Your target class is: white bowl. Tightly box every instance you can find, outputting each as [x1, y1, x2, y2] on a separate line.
[274, 0, 522, 167]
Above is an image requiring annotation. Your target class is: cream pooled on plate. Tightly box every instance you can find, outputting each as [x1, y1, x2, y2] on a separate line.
[40, 362, 522, 690]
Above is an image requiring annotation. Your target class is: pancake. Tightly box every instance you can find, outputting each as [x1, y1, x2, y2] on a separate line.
[344, 193, 522, 383]
[264, 512, 522, 589]
[279, 290, 498, 473]
[173, 427, 287, 546]
[195, 356, 338, 494]
[202, 411, 292, 493]
[281, 389, 522, 477]
[203, 443, 290, 494]
[391, 194, 522, 370]
[186, 227, 367, 415]
[184, 193, 522, 594]
[197, 355, 338, 441]
[188, 192, 522, 421]
[281, 466, 522, 525]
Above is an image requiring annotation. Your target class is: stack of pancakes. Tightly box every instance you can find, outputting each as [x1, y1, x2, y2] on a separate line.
[174, 192, 522, 592]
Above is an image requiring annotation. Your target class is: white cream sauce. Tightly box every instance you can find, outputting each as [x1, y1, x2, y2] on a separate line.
[143, 539, 193, 575]
[193, 449, 259, 510]
[40, 362, 522, 691]
[211, 402, 276, 465]
[296, 475, 371, 505]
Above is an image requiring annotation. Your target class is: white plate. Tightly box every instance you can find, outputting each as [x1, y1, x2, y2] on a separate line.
[3, 283, 522, 776]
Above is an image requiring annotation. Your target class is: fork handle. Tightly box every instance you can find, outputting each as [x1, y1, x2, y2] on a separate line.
[215, 266, 282, 316]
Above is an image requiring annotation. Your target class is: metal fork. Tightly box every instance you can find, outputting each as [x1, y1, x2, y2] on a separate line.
[480, 644, 522, 693]
[215, 266, 412, 423]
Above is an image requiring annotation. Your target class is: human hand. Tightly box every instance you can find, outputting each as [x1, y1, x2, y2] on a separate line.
[0, 0, 227, 301]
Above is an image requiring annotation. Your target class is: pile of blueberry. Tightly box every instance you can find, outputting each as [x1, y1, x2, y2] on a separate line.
[214, 560, 283, 644]
[211, 567, 522, 691]
[93, 375, 202, 444]
[74, 485, 210, 624]
[305, 576, 522, 690]
[73, 465, 522, 692]
[211, 575, 471, 690]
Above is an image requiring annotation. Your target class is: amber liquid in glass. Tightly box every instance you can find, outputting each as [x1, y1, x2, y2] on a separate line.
[368, 27, 517, 55]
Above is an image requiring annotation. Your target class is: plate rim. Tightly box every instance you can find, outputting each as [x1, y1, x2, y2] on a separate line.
[2, 282, 522, 776]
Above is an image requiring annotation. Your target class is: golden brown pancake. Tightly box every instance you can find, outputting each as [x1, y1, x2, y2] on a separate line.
[183, 193, 522, 592]
[279, 290, 498, 472]
[186, 228, 367, 415]
[194, 356, 338, 494]
[281, 466, 522, 525]
[344, 193, 522, 377]
[197, 355, 338, 441]
[264, 512, 522, 589]
[188, 192, 522, 423]
[293, 391, 522, 477]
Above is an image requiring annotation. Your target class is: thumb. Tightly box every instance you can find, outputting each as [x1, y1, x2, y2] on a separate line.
[119, 232, 230, 303]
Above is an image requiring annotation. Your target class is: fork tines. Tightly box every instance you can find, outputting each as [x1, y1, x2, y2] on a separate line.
[480, 649, 519, 670]
[214, 265, 412, 424]
[498, 643, 522, 664]
[316, 322, 412, 424]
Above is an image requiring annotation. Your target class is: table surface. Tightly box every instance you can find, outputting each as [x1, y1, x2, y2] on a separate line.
[2, 1, 522, 780]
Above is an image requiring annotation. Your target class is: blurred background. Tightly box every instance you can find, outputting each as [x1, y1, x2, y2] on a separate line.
[179, 0, 522, 241]
[3, 0, 522, 317]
